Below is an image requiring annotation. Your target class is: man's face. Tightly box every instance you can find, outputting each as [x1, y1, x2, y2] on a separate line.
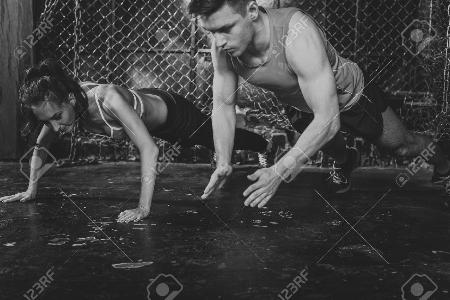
[198, 3, 254, 57]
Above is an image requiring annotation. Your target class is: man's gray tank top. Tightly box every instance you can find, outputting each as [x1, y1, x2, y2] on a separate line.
[226, 6, 365, 113]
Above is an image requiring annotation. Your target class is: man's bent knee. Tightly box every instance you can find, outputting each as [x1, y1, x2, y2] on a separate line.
[393, 134, 431, 158]
[395, 145, 409, 157]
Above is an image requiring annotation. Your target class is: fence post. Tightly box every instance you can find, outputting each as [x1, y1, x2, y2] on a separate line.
[0, 0, 34, 159]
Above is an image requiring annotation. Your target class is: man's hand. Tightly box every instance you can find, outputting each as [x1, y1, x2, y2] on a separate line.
[201, 164, 233, 199]
[243, 167, 283, 208]
[117, 207, 150, 223]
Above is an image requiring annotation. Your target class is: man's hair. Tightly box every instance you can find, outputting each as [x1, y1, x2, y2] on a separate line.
[188, 0, 250, 17]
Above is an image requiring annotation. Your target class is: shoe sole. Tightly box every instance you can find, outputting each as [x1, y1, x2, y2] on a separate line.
[335, 148, 359, 194]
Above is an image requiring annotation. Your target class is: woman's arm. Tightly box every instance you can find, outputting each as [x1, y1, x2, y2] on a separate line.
[100, 85, 159, 223]
[0, 125, 57, 203]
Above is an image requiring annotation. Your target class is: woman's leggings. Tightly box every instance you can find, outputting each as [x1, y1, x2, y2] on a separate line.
[139, 88, 268, 153]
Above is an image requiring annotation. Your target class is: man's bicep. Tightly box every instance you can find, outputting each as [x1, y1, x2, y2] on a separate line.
[286, 13, 338, 116]
[298, 73, 338, 122]
[286, 13, 331, 77]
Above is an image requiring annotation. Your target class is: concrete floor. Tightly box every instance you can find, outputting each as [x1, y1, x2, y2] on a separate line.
[0, 162, 449, 299]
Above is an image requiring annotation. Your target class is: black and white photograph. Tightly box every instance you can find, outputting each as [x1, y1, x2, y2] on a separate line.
[0, 0, 449, 299]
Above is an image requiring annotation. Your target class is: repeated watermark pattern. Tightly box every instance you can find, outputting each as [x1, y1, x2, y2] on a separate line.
[315, 190, 390, 264]
[395, 142, 436, 188]
[156, 142, 182, 174]
[6, 1, 448, 299]
[19, 145, 59, 185]
[401, 273, 438, 300]
[142, 142, 182, 184]
[401, 19, 436, 56]
[147, 274, 183, 300]
[277, 268, 309, 300]
[23, 267, 55, 300]
[273, 14, 310, 71]
[148, 19, 184, 56]
[15, 16, 54, 60]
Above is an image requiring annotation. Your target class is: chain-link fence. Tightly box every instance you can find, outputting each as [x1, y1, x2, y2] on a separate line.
[35, 0, 449, 159]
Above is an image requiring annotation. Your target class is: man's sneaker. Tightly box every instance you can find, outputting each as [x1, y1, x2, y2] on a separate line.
[431, 168, 450, 184]
[258, 153, 268, 168]
[267, 132, 290, 165]
[210, 152, 217, 168]
[325, 147, 360, 194]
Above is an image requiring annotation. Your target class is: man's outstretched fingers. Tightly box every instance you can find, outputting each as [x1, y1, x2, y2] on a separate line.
[217, 176, 228, 190]
[243, 180, 265, 198]
[247, 192, 267, 207]
[202, 173, 219, 199]
[257, 194, 272, 208]
[244, 187, 266, 206]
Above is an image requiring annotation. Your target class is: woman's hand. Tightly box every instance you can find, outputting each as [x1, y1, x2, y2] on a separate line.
[117, 207, 150, 223]
[0, 189, 37, 203]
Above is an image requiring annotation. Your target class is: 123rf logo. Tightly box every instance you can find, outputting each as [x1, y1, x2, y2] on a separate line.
[401, 273, 438, 300]
[147, 274, 183, 300]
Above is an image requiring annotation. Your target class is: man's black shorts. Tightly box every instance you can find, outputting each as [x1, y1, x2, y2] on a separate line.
[289, 83, 389, 142]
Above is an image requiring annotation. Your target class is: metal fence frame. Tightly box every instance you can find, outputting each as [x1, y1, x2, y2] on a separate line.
[36, 0, 448, 136]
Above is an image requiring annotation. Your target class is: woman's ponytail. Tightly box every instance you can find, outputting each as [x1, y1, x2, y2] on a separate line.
[19, 59, 89, 136]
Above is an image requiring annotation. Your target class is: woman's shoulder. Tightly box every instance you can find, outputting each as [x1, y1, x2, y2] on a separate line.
[80, 82, 115, 92]
[80, 82, 125, 99]
[88, 84, 140, 113]
[79, 81, 101, 90]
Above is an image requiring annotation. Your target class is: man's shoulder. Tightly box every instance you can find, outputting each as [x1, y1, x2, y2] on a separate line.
[266, 6, 299, 15]
[287, 9, 316, 31]
[267, 6, 310, 23]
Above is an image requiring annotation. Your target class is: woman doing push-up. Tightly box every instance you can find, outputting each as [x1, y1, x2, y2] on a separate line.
[0, 59, 269, 222]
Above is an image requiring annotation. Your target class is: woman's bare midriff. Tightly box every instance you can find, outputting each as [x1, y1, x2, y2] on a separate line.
[80, 84, 169, 135]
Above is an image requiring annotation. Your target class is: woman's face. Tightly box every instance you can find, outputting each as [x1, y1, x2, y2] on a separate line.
[31, 91, 76, 136]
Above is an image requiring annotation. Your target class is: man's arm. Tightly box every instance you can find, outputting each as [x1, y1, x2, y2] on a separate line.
[201, 40, 238, 199]
[243, 13, 341, 207]
[211, 40, 238, 166]
[276, 12, 340, 179]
